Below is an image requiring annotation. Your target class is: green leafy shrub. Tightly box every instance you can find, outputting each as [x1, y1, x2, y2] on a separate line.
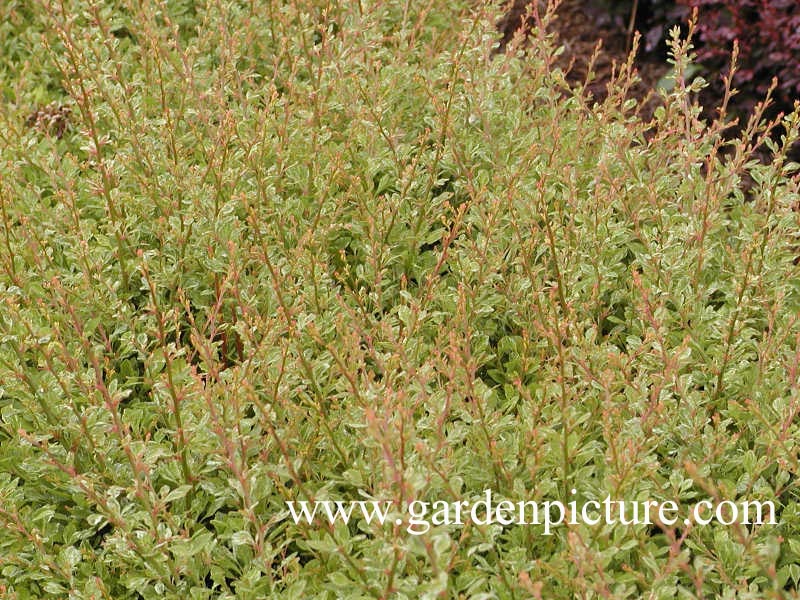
[0, 1, 799, 598]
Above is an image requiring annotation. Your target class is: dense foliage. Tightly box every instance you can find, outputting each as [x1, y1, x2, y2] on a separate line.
[1, 1, 800, 598]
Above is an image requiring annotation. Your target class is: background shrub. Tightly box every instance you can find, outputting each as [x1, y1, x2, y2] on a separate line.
[599, 0, 800, 114]
[677, 0, 800, 109]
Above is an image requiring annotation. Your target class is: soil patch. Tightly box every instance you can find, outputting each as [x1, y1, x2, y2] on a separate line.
[498, 0, 671, 119]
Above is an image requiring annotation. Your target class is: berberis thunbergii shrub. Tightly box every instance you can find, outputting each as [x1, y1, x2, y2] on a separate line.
[1, 0, 799, 598]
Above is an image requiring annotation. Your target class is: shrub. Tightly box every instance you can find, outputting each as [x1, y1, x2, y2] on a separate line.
[676, 0, 800, 108]
[0, 1, 799, 598]
[619, 0, 799, 113]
